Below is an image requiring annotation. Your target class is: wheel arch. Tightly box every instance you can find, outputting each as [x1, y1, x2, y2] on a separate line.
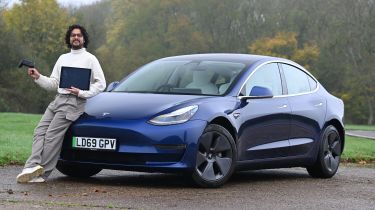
[209, 117, 237, 142]
[324, 119, 345, 152]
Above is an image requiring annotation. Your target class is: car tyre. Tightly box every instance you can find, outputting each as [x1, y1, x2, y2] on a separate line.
[307, 125, 342, 178]
[192, 124, 237, 188]
[56, 161, 102, 178]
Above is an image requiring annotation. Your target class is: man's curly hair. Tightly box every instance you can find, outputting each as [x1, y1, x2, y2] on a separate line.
[65, 24, 89, 49]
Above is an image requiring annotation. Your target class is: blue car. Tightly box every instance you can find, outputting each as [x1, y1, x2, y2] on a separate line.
[58, 54, 344, 187]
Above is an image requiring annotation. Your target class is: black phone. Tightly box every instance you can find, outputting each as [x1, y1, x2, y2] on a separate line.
[18, 59, 35, 68]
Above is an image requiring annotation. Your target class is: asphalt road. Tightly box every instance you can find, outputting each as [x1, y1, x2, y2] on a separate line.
[0, 166, 374, 209]
[346, 130, 375, 140]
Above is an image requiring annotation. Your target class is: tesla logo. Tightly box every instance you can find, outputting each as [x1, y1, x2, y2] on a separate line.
[102, 112, 111, 117]
[233, 113, 240, 119]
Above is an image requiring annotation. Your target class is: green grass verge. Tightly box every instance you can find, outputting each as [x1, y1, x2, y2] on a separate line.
[0, 112, 375, 166]
[342, 135, 375, 163]
[345, 124, 375, 131]
[0, 112, 41, 166]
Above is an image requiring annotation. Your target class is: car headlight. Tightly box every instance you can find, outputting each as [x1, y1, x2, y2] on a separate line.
[148, 105, 198, 125]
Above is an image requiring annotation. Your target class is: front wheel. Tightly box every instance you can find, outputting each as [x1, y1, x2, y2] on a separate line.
[192, 124, 237, 188]
[307, 125, 342, 178]
[56, 161, 102, 178]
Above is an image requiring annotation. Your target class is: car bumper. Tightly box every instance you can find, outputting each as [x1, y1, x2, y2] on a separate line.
[59, 118, 207, 172]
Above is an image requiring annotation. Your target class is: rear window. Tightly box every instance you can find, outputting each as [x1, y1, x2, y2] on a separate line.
[307, 76, 317, 90]
[282, 64, 311, 94]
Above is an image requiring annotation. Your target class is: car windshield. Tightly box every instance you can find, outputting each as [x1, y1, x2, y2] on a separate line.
[113, 60, 246, 95]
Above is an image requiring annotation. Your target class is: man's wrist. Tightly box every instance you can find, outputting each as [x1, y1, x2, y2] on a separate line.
[34, 74, 43, 82]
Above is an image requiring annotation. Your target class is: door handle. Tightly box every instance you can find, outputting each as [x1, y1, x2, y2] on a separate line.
[278, 104, 288, 109]
[314, 102, 323, 107]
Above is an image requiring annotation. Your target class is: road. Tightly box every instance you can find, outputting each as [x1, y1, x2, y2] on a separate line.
[0, 166, 374, 209]
[346, 130, 375, 140]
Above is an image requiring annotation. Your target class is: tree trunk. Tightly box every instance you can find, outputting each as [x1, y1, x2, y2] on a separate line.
[367, 95, 374, 125]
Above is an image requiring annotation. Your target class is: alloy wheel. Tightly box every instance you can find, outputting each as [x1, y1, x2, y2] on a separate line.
[323, 130, 341, 172]
[195, 131, 233, 181]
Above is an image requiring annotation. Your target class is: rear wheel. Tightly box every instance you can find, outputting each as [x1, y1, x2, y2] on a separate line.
[192, 124, 236, 188]
[307, 125, 342, 178]
[56, 161, 102, 178]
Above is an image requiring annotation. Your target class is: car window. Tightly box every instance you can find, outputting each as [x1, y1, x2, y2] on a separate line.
[242, 63, 283, 96]
[282, 64, 311, 94]
[113, 60, 246, 95]
[116, 61, 189, 92]
[307, 75, 317, 90]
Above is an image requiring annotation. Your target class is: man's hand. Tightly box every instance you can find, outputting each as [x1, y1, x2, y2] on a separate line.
[66, 86, 81, 96]
[28, 68, 40, 80]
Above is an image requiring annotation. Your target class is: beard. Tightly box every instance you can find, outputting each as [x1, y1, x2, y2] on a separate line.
[71, 40, 83, 50]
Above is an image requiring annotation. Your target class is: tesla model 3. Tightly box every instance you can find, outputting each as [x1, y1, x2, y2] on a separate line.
[57, 54, 344, 187]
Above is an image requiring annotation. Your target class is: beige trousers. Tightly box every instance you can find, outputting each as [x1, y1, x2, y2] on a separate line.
[24, 94, 86, 178]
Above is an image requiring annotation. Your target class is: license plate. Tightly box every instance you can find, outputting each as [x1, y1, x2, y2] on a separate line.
[72, 136, 116, 150]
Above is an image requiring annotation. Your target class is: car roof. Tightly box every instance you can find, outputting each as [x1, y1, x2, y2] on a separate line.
[159, 53, 275, 66]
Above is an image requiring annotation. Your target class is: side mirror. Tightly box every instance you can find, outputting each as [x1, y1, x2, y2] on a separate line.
[106, 81, 119, 92]
[239, 86, 273, 101]
[249, 86, 273, 98]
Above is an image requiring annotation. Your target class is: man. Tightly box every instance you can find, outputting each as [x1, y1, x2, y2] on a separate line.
[16, 24, 106, 183]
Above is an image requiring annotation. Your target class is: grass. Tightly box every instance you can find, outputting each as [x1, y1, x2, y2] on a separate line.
[342, 135, 375, 163]
[0, 112, 40, 166]
[0, 112, 375, 166]
[345, 124, 375, 131]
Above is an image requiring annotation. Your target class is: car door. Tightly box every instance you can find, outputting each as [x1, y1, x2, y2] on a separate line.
[280, 63, 326, 156]
[237, 63, 291, 161]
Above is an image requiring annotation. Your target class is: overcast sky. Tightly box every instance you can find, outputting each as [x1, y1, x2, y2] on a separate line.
[4, 0, 100, 7]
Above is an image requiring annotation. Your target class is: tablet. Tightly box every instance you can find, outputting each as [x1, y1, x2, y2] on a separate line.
[59, 66, 91, 90]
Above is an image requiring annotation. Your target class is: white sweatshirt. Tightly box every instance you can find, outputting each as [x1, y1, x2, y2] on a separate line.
[35, 48, 106, 99]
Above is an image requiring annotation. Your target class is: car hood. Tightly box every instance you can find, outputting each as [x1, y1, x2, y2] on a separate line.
[84, 92, 210, 120]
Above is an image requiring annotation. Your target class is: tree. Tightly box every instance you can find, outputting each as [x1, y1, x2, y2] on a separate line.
[249, 31, 320, 71]
[1, 0, 76, 113]
[0, 3, 24, 111]
[0, 0, 374, 124]
[3, 0, 75, 62]
[317, 0, 375, 124]
[70, 0, 111, 52]
[97, 0, 209, 82]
